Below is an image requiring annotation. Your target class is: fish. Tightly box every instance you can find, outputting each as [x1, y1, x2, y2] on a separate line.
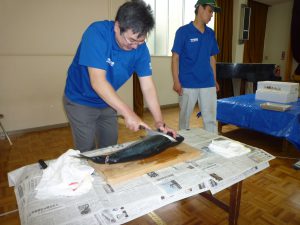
[77, 133, 184, 164]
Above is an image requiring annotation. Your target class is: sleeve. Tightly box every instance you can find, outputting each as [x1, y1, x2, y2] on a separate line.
[134, 43, 152, 77]
[79, 24, 109, 70]
[171, 28, 184, 55]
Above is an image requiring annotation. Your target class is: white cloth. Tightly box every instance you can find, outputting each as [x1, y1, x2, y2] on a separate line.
[208, 139, 251, 158]
[35, 149, 94, 199]
[179, 87, 217, 133]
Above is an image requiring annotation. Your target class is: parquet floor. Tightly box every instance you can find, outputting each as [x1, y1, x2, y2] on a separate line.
[1, 107, 300, 225]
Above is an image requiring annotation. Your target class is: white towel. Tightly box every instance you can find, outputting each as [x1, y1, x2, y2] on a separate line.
[35, 149, 94, 199]
[208, 139, 251, 158]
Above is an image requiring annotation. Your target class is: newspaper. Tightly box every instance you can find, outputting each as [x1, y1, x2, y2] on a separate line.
[8, 128, 275, 225]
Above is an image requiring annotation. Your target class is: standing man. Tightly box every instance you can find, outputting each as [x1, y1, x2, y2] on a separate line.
[171, 0, 220, 133]
[64, 0, 175, 152]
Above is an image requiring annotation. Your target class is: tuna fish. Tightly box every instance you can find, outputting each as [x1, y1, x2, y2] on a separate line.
[78, 134, 184, 164]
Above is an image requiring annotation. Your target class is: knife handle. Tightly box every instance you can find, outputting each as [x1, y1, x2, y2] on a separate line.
[38, 159, 48, 169]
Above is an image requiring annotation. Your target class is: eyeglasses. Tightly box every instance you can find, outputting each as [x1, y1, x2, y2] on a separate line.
[121, 33, 145, 46]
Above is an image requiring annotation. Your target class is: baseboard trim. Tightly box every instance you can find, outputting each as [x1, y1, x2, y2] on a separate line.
[2, 123, 70, 137]
[144, 103, 179, 112]
[3, 104, 179, 137]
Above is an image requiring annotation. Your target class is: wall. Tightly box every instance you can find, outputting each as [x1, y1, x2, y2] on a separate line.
[263, 0, 293, 78]
[231, 0, 248, 95]
[150, 57, 177, 106]
[232, 0, 248, 63]
[1, 0, 287, 133]
[0, 0, 129, 132]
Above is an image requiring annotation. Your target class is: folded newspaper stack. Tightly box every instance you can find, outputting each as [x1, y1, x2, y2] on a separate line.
[35, 149, 94, 199]
[208, 139, 251, 158]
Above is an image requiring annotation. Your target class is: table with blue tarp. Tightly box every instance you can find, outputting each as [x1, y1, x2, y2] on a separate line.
[217, 94, 300, 150]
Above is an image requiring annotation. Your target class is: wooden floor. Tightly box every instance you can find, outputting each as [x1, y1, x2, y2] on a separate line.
[1, 107, 300, 225]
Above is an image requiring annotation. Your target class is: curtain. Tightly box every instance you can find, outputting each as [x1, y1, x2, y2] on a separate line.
[243, 0, 269, 63]
[215, 0, 233, 97]
[133, 73, 144, 117]
[291, 0, 300, 75]
[215, 0, 233, 63]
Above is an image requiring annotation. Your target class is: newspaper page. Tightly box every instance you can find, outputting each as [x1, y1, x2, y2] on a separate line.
[7, 128, 275, 225]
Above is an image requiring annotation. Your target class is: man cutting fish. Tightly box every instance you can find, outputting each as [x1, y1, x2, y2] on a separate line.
[63, 0, 176, 152]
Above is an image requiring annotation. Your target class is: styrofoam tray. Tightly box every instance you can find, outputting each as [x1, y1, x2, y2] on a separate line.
[260, 102, 292, 112]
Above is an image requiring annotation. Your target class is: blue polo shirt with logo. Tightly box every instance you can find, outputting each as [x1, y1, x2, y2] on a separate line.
[65, 20, 152, 108]
[172, 21, 219, 88]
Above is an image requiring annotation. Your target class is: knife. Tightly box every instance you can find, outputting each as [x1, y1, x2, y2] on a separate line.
[139, 125, 177, 142]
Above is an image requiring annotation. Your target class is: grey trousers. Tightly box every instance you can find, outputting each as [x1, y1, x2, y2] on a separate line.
[179, 87, 217, 133]
[63, 96, 118, 152]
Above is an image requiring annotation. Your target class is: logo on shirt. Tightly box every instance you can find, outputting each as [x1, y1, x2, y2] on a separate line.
[106, 58, 115, 67]
[149, 62, 152, 70]
[190, 38, 198, 43]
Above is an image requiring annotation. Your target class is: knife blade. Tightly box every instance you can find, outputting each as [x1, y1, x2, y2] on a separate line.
[139, 125, 177, 142]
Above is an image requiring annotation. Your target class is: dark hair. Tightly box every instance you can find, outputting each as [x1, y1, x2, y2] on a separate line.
[195, 4, 208, 15]
[115, 0, 155, 38]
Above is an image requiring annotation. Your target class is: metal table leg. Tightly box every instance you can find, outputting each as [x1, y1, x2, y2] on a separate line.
[0, 118, 13, 146]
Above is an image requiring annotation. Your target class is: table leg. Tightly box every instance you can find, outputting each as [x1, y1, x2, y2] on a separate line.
[229, 181, 243, 225]
[200, 181, 243, 225]
[282, 139, 289, 154]
[218, 122, 224, 134]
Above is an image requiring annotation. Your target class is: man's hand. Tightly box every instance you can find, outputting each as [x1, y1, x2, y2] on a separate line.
[173, 81, 183, 96]
[123, 111, 150, 131]
[155, 121, 177, 138]
[171, 52, 182, 96]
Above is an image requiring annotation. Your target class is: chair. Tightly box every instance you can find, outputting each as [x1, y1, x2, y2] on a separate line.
[0, 114, 13, 145]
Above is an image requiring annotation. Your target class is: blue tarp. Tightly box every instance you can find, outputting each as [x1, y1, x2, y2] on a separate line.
[217, 94, 300, 150]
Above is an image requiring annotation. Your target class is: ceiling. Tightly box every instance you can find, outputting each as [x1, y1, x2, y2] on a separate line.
[254, 0, 292, 6]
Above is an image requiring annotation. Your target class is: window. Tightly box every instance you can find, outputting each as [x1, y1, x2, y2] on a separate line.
[144, 0, 215, 56]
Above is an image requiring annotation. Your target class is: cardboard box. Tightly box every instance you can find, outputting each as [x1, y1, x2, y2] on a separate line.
[255, 89, 298, 103]
[257, 81, 299, 94]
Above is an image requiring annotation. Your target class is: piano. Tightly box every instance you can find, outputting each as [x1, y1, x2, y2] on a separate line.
[216, 63, 279, 98]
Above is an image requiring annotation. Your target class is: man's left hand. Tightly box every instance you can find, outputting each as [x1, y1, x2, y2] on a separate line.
[155, 122, 177, 138]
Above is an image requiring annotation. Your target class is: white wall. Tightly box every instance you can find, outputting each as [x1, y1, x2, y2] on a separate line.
[231, 0, 248, 95]
[0, 0, 110, 55]
[0, 56, 72, 131]
[232, 0, 248, 63]
[150, 57, 177, 106]
[0, 0, 177, 133]
[1, 0, 293, 133]
[0, 0, 129, 132]
[263, 0, 293, 78]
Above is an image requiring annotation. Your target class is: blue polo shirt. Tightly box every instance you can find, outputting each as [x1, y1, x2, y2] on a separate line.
[172, 22, 219, 88]
[65, 20, 152, 108]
